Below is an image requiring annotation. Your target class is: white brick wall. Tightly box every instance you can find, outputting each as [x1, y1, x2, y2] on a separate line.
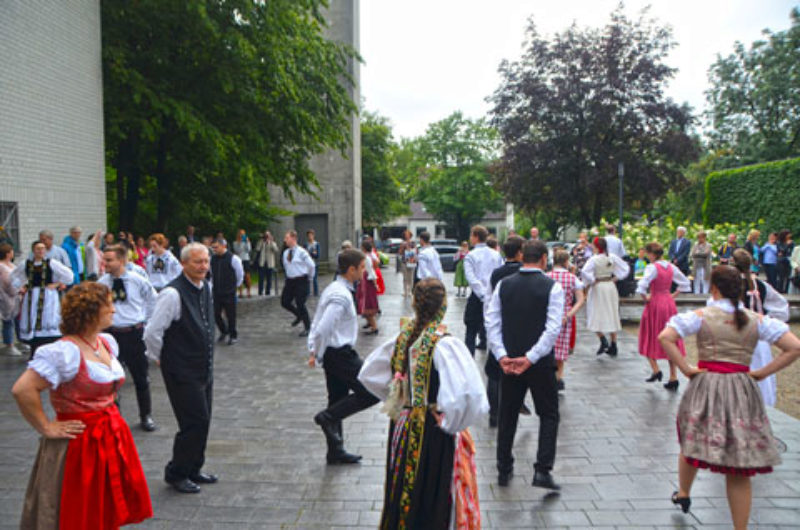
[0, 0, 106, 251]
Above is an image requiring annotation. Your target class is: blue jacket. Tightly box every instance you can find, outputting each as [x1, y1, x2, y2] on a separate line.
[61, 236, 84, 284]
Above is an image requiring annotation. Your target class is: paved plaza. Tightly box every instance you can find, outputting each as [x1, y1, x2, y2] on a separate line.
[0, 271, 799, 529]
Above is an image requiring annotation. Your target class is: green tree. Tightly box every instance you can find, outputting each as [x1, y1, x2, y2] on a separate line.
[706, 8, 800, 164]
[490, 6, 699, 229]
[413, 112, 503, 240]
[102, 0, 358, 236]
[361, 111, 406, 228]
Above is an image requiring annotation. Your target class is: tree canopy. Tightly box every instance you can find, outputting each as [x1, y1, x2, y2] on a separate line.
[706, 7, 800, 165]
[360, 111, 406, 228]
[102, 0, 358, 236]
[489, 6, 699, 229]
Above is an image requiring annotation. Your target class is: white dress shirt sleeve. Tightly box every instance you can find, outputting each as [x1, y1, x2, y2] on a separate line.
[758, 315, 790, 343]
[143, 287, 181, 362]
[10, 263, 26, 290]
[636, 263, 658, 295]
[141, 278, 158, 320]
[762, 283, 789, 322]
[485, 281, 507, 360]
[358, 334, 401, 401]
[433, 249, 444, 280]
[666, 310, 703, 337]
[671, 264, 691, 292]
[580, 257, 597, 286]
[232, 255, 244, 287]
[50, 259, 76, 285]
[433, 336, 489, 434]
[463, 252, 484, 301]
[308, 300, 346, 357]
[611, 254, 630, 279]
[525, 281, 564, 363]
[303, 249, 316, 278]
[168, 254, 184, 281]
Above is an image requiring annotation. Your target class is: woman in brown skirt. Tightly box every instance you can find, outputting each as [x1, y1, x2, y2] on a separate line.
[659, 266, 800, 529]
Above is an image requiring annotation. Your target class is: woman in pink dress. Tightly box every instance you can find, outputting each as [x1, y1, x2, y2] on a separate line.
[636, 242, 691, 390]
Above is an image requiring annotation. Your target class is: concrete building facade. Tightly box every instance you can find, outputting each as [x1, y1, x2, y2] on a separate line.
[268, 0, 361, 264]
[0, 0, 107, 250]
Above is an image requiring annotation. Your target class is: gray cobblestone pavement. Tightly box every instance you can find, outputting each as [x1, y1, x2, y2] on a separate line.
[0, 271, 798, 529]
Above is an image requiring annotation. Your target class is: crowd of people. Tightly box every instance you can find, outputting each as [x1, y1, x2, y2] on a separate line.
[2, 221, 800, 529]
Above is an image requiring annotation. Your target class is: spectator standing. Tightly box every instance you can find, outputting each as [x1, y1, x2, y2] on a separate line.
[690, 231, 713, 294]
[668, 226, 691, 275]
[604, 225, 627, 258]
[776, 230, 794, 294]
[634, 248, 649, 279]
[185, 225, 197, 243]
[743, 230, 761, 274]
[306, 229, 321, 297]
[254, 231, 280, 296]
[0, 243, 21, 356]
[571, 232, 593, 274]
[717, 233, 738, 266]
[36, 230, 70, 267]
[529, 226, 540, 240]
[84, 230, 103, 281]
[761, 232, 779, 290]
[233, 229, 252, 298]
[101, 231, 115, 250]
[398, 230, 416, 298]
[61, 226, 85, 285]
[211, 239, 244, 345]
[790, 244, 800, 295]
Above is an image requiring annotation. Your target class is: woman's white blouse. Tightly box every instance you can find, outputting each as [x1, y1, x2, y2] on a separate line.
[635, 261, 691, 295]
[580, 254, 630, 286]
[666, 299, 789, 343]
[28, 333, 125, 389]
[359, 334, 489, 435]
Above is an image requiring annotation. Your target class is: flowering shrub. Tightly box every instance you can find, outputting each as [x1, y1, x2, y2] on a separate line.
[587, 216, 763, 257]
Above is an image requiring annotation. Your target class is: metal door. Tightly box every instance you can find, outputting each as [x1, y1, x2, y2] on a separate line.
[294, 214, 329, 261]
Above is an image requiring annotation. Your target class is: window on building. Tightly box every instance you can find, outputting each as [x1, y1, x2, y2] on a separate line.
[0, 202, 20, 251]
[416, 227, 427, 236]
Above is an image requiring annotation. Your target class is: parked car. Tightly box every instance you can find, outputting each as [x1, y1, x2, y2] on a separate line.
[545, 241, 575, 270]
[435, 245, 460, 272]
[431, 239, 458, 248]
[383, 238, 404, 254]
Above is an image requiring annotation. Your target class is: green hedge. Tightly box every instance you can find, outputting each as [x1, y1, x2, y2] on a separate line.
[703, 158, 800, 235]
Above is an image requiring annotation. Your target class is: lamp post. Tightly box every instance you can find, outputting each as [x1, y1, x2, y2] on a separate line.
[618, 162, 624, 237]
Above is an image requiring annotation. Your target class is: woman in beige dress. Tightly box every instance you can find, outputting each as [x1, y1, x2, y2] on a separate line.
[690, 231, 712, 294]
[581, 237, 630, 356]
[659, 266, 800, 529]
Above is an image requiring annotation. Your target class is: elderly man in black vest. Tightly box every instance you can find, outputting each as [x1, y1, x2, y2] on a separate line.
[485, 240, 564, 490]
[145, 242, 218, 494]
[210, 239, 244, 345]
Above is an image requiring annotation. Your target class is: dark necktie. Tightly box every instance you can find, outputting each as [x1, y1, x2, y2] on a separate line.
[288, 249, 294, 262]
[112, 277, 127, 302]
[155, 258, 165, 272]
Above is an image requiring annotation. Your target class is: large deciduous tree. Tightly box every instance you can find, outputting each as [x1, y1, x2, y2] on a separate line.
[413, 112, 503, 240]
[360, 111, 406, 228]
[706, 8, 800, 164]
[102, 0, 358, 235]
[490, 6, 699, 228]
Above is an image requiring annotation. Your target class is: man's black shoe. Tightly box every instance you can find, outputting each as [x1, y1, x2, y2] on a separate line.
[532, 470, 561, 490]
[326, 450, 362, 465]
[298, 329, 309, 337]
[476, 342, 487, 351]
[520, 403, 532, 416]
[140, 416, 157, 432]
[228, 337, 238, 345]
[168, 478, 201, 494]
[190, 472, 218, 484]
[498, 471, 513, 487]
[217, 333, 227, 343]
[291, 317, 302, 327]
[606, 342, 618, 357]
[314, 412, 343, 445]
[557, 379, 565, 391]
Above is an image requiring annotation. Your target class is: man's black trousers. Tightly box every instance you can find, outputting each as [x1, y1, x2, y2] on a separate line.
[322, 346, 379, 422]
[213, 292, 237, 339]
[281, 276, 310, 329]
[496, 354, 559, 475]
[162, 368, 213, 482]
[110, 327, 151, 420]
[463, 293, 486, 356]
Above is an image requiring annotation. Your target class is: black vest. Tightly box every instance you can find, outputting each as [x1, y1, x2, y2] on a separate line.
[491, 261, 521, 290]
[161, 274, 215, 380]
[498, 270, 555, 359]
[210, 251, 237, 296]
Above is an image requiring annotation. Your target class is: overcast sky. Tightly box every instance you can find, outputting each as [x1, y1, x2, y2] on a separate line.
[360, 1, 798, 140]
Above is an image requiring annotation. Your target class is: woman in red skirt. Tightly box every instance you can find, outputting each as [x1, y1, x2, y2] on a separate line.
[357, 240, 380, 335]
[636, 242, 691, 390]
[12, 282, 152, 529]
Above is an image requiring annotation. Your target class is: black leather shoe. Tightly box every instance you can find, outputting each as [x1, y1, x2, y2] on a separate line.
[314, 412, 343, 445]
[498, 471, 513, 487]
[671, 491, 691, 513]
[519, 403, 532, 416]
[217, 333, 227, 343]
[664, 379, 679, 391]
[140, 416, 157, 432]
[298, 329, 309, 337]
[476, 342, 487, 351]
[645, 371, 663, 383]
[326, 450, 362, 464]
[532, 470, 561, 490]
[190, 472, 218, 484]
[168, 478, 201, 494]
[291, 317, 302, 327]
[557, 379, 565, 391]
[606, 342, 618, 357]
[228, 337, 238, 345]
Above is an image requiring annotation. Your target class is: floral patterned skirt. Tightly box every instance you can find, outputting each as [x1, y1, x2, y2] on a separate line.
[677, 372, 780, 475]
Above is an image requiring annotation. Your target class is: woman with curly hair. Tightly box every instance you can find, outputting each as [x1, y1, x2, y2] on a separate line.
[659, 266, 800, 528]
[359, 278, 488, 529]
[12, 282, 152, 529]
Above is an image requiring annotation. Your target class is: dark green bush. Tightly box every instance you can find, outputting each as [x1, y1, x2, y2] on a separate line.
[703, 158, 800, 235]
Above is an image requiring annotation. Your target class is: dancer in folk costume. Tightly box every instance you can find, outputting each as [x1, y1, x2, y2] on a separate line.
[732, 249, 789, 406]
[359, 279, 488, 529]
[636, 242, 691, 391]
[547, 249, 585, 391]
[581, 237, 630, 357]
[12, 282, 152, 528]
[659, 266, 800, 529]
[12, 241, 75, 356]
[453, 241, 469, 297]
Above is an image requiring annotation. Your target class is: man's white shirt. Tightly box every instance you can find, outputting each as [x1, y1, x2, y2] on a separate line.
[416, 246, 444, 281]
[282, 245, 316, 279]
[307, 276, 358, 365]
[98, 271, 157, 327]
[464, 243, 504, 302]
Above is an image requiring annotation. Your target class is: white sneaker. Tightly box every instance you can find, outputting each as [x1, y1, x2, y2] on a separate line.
[4, 345, 22, 357]
[16, 342, 30, 353]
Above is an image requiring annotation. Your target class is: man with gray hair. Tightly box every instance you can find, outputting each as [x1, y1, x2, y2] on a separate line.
[145, 243, 218, 493]
[34, 229, 70, 266]
[668, 226, 690, 275]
